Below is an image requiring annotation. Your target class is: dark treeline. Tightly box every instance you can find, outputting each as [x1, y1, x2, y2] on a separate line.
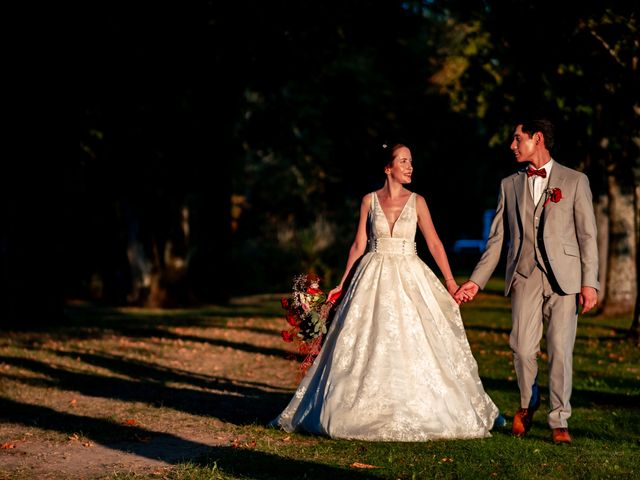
[17, 1, 639, 323]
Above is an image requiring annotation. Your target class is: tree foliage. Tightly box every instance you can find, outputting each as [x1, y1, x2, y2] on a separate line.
[69, 1, 639, 317]
[426, 0, 639, 317]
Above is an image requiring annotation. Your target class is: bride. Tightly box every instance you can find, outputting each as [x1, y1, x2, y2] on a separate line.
[271, 144, 500, 441]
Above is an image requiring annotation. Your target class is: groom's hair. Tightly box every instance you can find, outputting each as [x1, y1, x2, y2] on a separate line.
[520, 118, 555, 150]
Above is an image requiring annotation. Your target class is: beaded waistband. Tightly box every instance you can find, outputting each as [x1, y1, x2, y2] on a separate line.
[368, 238, 417, 255]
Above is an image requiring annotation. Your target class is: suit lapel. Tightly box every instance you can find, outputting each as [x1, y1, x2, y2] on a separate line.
[513, 171, 527, 225]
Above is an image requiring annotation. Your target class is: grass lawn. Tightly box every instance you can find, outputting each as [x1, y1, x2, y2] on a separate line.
[1, 278, 638, 479]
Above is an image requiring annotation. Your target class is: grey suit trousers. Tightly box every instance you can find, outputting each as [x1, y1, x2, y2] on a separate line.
[510, 267, 578, 428]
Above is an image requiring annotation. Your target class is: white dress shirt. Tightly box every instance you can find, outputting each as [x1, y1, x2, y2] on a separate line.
[529, 159, 554, 206]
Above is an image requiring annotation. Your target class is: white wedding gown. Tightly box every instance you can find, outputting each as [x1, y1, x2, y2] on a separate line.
[271, 192, 499, 441]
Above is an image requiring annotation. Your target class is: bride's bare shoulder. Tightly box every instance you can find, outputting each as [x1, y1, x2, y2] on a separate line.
[361, 192, 375, 206]
[414, 194, 431, 213]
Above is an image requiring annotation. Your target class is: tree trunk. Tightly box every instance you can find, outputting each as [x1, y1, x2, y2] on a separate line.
[594, 193, 609, 306]
[603, 174, 637, 315]
[630, 173, 640, 343]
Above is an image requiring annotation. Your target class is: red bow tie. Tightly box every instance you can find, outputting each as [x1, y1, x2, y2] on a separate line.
[526, 166, 547, 178]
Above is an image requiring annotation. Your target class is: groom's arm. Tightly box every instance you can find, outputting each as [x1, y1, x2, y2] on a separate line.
[469, 180, 507, 290]
[574, 173, 599, 313]
[574, 173, 599, 291]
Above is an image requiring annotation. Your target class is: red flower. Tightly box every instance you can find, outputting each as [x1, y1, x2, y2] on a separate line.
[286, 311, 299, 326]
[280, 297, 289, 309]
[281, 330, 295, 342]
[543, 187, 562, 208]
[306, 286, 322, 295]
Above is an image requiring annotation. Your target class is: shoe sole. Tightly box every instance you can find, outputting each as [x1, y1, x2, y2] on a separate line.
[553, 438, 572, 445]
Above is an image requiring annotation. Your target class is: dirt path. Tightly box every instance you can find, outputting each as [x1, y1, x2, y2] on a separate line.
[0, 300, 298, 479]
[2, 431, 223, 479]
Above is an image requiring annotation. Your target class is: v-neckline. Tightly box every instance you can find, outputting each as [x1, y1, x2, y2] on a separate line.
[374, 191, 413, 237]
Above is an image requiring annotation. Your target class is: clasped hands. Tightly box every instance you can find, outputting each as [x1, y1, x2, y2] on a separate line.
[451, 282, 598, 313]
[452, 281, 479, 305]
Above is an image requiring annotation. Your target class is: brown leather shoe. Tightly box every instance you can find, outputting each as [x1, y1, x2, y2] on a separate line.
[552, 427, 572, 444]
[512, 408, 535, 437]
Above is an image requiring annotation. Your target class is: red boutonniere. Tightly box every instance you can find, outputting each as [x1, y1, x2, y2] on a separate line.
[543, 187, 562, 208]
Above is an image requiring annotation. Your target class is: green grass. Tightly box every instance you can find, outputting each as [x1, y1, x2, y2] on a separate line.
[1, 281, 639, 479]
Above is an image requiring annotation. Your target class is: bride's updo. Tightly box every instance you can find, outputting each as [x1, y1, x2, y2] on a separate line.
[381, 143, 408, 171]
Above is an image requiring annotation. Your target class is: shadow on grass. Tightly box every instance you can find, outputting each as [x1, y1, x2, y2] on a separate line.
[194, 447, 376, 480]
[63, 303, 284, 325]
[572, 384, 640, 409]
[0, 303, 283, 339]
[481, 376, 640, 410]
[7, 304, 295, 358]
[0, 397, 366, 477]
[0, 396, 215, 463]
[0, 354, 291, 425]
[463, 324, 511, 335]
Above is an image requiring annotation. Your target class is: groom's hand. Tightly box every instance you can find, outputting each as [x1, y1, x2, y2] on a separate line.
[455, 281, 480, 303]
[579, 286, 598, 314]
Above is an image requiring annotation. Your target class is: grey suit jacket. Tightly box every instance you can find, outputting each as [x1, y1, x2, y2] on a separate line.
[470, 162, 599, 295]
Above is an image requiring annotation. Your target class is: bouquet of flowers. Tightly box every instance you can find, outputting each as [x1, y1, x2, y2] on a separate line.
[280, 274, 340, 376]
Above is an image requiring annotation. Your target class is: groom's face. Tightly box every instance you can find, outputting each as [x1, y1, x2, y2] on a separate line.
[510, 125, 536, 164]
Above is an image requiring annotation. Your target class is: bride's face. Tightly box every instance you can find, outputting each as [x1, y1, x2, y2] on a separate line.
[386, 147, 413, 184]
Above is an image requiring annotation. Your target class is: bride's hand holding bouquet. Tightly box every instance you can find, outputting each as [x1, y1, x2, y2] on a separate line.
[279, 274, 342, 376]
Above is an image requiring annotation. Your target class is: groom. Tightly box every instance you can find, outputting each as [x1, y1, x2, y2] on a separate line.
[456, 118, 599, 444]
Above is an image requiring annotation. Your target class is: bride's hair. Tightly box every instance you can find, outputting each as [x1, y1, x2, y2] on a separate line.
[381, 143, 408, 169]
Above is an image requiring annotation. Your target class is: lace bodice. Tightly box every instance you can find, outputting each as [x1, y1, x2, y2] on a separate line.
[369, 191, 417, 240]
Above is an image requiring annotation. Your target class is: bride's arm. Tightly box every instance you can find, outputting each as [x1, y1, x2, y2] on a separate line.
[415, 194, 458, 298]
[329, 194, 371, 297]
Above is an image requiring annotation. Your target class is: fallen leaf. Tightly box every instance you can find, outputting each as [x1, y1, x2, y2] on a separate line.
[282, 436, 291, 442]
[69, 399, 77, 407]
[1, 442, 17, 449]
[82, 442, 94, 448]
[68, 434, 79, 442]
[350, 462, 382, 469]
[122, 419, 137, 426]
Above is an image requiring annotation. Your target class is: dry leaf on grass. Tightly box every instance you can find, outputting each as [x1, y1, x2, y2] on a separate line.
[230, 438, 256, 449]
[350, 462, 382, 469]
[122, 419, 138, 426]
[1, 442, 17, 449]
